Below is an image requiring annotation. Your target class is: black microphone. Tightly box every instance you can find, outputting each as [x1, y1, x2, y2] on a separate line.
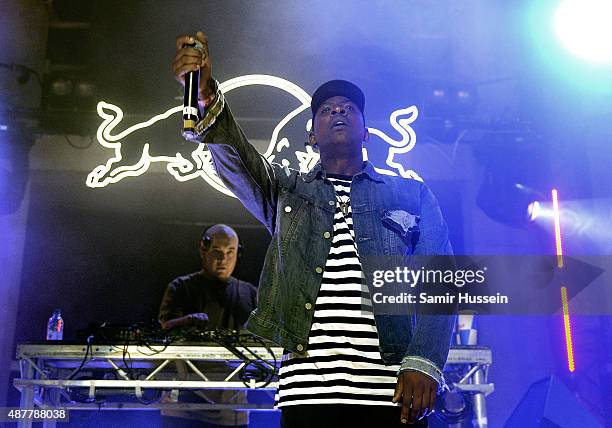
[182, 39, 205, 141]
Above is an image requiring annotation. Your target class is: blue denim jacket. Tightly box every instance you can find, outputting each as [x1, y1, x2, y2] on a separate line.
[193, 81, 456, 389]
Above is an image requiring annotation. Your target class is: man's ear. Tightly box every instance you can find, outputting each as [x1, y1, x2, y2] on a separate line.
[308, 132, 318, 150]
[363, 127, 369, 144]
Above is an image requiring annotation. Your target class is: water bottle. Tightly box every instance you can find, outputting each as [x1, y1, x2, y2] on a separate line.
[46, 309, 64, 340]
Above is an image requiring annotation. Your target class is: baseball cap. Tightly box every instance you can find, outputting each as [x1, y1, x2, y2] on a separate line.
[311, 80, 365, 118]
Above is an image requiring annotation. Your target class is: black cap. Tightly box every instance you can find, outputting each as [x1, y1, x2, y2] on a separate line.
[311, 80, 365, 118]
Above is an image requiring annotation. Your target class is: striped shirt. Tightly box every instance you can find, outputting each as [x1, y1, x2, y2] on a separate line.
[276, 175, 400, 407]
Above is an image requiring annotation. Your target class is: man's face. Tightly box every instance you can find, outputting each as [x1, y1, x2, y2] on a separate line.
[199, 234, 239, 281]
[312, 95, 367, 156]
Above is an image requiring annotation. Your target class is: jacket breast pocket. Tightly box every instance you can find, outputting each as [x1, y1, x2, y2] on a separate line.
[278, 191, 308, 251]
[381, 209, 420, 255]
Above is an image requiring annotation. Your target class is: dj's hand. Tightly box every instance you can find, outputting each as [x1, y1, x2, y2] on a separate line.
[188, 312, 209, 328]
[392, 370, 437, 424]
[172, 31, 215, 107]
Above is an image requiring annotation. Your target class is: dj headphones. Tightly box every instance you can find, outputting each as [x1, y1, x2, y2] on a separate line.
[201, 224, 244, 259]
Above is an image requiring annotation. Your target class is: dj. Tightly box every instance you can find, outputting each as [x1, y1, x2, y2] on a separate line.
[158, 224, 257, 428]
[159, 224, 257, 331]
[172, 32, 456, 427]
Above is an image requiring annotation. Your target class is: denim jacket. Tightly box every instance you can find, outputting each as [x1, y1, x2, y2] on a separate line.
[192, 80, 456, 390]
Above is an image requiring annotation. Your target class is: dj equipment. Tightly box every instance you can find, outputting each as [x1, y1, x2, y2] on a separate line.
[76, 322, 166, 344]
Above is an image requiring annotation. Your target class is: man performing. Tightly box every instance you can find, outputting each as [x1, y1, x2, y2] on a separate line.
[158, 224, 257, 428]
[172, 32, 455, 427]
[159, 224, 257, 331]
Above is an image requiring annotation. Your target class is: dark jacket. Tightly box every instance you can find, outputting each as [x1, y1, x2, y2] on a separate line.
[192, 80, 456, 389]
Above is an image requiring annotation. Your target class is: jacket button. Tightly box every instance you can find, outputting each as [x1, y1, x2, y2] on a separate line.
[323, 231, 331, 239]
[284, 206, 292, 213]
[328, 200, 335, 206]
[305, 302, 312, 310]
[315, 266, 323, 274]
[296, 344, 304, 352]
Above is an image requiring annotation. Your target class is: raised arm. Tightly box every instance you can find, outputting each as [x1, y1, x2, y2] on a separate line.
[172, 32, 290, 232]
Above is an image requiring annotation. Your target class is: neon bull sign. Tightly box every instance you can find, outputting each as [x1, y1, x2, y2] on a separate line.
[86, 74, 422, 195]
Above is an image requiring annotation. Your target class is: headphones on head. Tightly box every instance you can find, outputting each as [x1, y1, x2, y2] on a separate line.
[201, 224, 244, 259]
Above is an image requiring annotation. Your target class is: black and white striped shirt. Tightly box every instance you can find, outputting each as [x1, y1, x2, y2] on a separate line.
[276, 175, 399, 407]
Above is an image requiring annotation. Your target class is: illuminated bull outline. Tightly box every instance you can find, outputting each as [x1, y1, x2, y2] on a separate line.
[86, 74, 422, 194]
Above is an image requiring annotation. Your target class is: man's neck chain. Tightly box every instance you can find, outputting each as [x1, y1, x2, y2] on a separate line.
[336, 193, 351, 216]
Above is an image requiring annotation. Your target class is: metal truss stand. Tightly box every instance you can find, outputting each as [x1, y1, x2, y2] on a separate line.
[14, 343, 493, 428]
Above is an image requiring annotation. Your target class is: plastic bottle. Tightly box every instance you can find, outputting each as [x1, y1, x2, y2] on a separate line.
[46, 309, 64, 340]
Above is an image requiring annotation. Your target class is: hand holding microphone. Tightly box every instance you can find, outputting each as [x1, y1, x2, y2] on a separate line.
[172, 32, 213, 140]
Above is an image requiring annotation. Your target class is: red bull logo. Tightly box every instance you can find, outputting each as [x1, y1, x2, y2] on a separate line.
[86, 74, 422, 195]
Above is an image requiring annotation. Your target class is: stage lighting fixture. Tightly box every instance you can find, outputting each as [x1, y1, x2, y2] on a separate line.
[41, 0, 95, 135]
[554, 0, 612, 64]
[524, 197, 612, 254]
[75, 81, 96, 98]
[424, 86, 451, 118]
[422, 85, 477, 116]
[432, 88, 446, 99]
[477, 176, 545, 228]
[527, 200, 541, 222]
[50, 78, 74, 96]
[454, 87, 477, 115]
[474, 130, 550, 227]
[456, 89, 471, 101]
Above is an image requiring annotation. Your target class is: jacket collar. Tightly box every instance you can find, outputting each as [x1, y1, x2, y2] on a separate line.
[302, 160, 385, 183]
